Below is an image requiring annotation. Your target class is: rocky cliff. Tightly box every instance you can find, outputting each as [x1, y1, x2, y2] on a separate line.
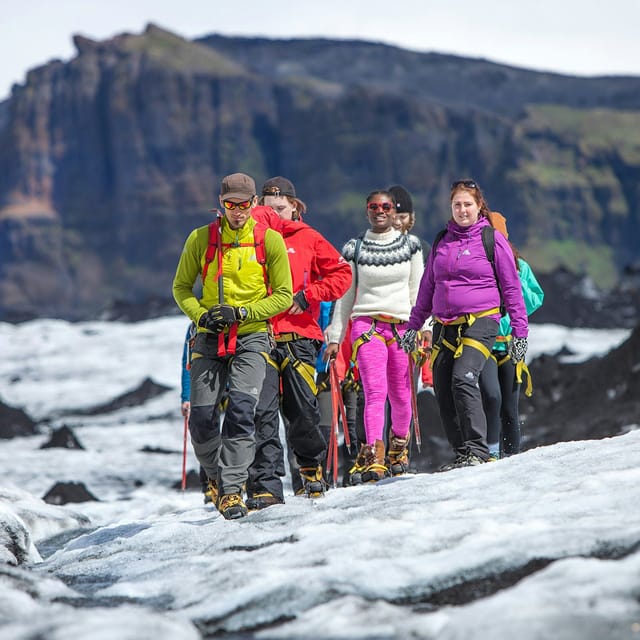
[1, 24, 639, 320]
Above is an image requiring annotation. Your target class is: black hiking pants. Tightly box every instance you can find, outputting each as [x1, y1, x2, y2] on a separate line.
[432, 317, 498, 461]
[248, 337, 327, 499]
[479, 352, 521, 456]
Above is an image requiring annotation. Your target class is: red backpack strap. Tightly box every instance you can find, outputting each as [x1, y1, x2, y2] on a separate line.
[252, 223, 270, 291]
[201, 221, 220, 284]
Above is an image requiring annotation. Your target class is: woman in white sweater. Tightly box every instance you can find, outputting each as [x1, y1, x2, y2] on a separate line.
[325, 190, 423, 483]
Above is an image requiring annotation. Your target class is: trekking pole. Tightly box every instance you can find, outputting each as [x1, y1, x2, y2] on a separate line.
[326, 360, 343, 488]
[181, 412, 189, 492]
[326, 398, 339, 488]
[408, 355, 422, 452]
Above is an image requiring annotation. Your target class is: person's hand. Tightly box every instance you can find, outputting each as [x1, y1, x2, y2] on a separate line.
[289, 291, 309, 315]
[181, 401, 190, 418]
[399, 328, 418, 353]
[323, 342, 340, 361]
[198, 305, 247, 333]
[508, 336, 528, 363]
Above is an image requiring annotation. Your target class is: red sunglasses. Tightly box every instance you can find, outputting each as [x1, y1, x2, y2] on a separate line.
[367, 202, 394, 213]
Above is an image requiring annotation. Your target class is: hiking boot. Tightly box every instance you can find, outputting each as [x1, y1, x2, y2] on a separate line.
[298, 465, 328, 498]
[217, 493, 248, 520]
[203, 479, 218, 505]
[463, 453, 487, 466]
[246, 492, 284, 511]
[360, 440, 389, 483]
[347, 445, 368, 486]
[387, 434, 410, 476]
[438, 452, 486, 472]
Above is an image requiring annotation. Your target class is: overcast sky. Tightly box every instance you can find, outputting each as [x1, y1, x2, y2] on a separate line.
[2, 0, 639, 100]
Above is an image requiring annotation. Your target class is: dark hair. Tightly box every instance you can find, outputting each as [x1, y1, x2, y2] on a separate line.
[366, 190, 396, 205]
[450, 178, 491, 218]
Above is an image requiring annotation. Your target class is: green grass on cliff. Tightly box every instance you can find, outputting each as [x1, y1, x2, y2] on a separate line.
[524, 239, 618, 290]
[122, 25, 246, 76]
[523, 105, 640, 165]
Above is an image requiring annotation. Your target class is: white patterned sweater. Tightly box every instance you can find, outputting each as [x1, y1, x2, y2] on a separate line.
[327, 228, 424, 344]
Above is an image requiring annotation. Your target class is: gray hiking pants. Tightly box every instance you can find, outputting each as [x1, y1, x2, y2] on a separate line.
[189, 331, 269, 496]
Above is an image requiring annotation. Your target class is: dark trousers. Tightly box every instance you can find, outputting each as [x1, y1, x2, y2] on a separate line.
[479, 353, 521, 455]
[249, 338, 327, 499]
[189, 332, 269, 496]
[432, 317, 498, 461]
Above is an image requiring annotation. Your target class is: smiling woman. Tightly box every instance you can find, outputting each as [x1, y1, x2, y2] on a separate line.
[401, 178, 529, 470]
[325, 189, 424, 486]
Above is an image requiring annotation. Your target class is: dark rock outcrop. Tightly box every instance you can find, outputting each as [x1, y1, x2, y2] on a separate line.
[66, 377, 172, 416]
[1, 25, 639, 321]
[522, 323, 640, 446]
[40, 425, 85, 450]
[42, 482, 98, 505]
[0, 400, 38, 438]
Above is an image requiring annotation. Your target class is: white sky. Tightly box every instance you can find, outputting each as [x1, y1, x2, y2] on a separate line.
[2, 0, 639, 100]
[0, 317, 639, 638]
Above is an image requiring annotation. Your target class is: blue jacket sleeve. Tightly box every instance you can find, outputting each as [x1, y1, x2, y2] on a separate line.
[181, 326, 191, 403]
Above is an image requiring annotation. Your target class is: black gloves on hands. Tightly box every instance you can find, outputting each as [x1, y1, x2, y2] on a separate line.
[508, 336, 528, 363]
[399, 328, 418, 354]
[198, 304, 247, 334]
[293, 291, 309, 311]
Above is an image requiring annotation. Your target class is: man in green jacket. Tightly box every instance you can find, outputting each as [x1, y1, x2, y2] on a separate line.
[173, 172, 292, 519]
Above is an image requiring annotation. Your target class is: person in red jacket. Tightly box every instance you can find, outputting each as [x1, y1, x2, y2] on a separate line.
[246, 176, 352, 508]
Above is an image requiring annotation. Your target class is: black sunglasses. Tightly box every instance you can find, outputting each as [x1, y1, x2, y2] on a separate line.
[451, 180, 478, 189]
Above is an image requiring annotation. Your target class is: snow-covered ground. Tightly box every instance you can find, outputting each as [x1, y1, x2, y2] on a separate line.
[0, 317, 638, 639]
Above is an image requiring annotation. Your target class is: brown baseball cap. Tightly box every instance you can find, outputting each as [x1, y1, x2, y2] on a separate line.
[220, 173, 256, 200]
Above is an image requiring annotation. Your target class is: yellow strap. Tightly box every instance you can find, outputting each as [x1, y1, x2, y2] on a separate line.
[429, 338, 458, 367]
[516, 360, 533, 397]
[455, 336, 491, 360]
[435, 307, 500, 327]
[350, 329, 387, 364]
[370, 314, 404, 324]
[281, 352, 317, 394]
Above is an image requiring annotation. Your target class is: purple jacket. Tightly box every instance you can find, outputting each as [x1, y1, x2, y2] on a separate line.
[407, 217, 528, 338]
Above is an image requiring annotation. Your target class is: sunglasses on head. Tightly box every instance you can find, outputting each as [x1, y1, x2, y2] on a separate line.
[367, 202, 394, 213]
[222, 199, 253, 211]
[451, 180, 478, 189]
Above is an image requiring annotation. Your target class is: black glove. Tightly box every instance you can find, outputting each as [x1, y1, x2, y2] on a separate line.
[508, 336, 528, 363]
[399, 328, 418, 353]
[198, 305, 247, 333]
[293, 291, 309, 311]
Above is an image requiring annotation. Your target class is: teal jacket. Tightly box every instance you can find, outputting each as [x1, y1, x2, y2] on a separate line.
[493, 258, 544, 353]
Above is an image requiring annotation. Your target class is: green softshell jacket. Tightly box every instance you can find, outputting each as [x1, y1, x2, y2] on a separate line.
[172, 216, 293, 336]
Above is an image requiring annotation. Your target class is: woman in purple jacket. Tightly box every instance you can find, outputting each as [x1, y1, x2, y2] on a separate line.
[400, 179, 528, 469]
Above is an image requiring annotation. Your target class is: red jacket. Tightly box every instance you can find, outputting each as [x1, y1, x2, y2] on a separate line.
[252, 206, 352, 341]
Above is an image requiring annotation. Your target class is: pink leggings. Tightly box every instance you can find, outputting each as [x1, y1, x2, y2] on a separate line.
[351, 316, 412, 444]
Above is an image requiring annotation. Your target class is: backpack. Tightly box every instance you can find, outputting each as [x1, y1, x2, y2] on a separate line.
[431, 215, 504, 315]
[199, 218, 271, 357]
[201, 218, 269, 291]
